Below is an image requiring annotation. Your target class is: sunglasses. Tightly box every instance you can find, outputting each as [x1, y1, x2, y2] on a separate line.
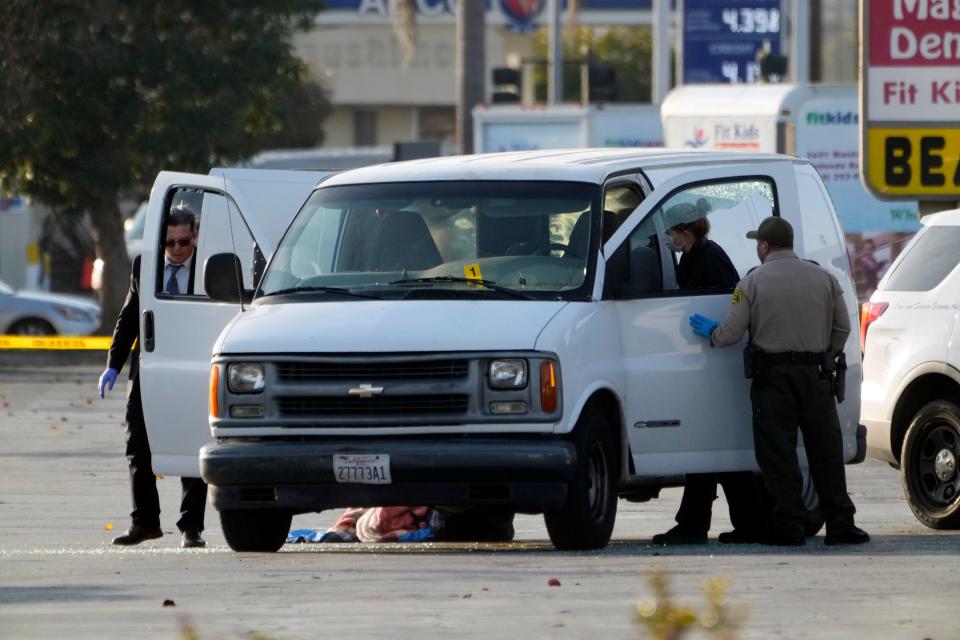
[164, 238, 192, 248]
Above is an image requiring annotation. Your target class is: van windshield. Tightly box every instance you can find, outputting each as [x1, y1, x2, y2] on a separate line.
[258, 181, 598, 301]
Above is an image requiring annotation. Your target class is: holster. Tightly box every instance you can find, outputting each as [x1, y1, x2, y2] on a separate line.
[833, 352, 847, 403]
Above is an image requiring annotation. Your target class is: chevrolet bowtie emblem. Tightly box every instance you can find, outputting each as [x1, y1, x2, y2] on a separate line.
[348, 384, 384, 398]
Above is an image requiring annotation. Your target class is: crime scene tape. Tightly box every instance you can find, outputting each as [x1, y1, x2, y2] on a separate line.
[0, 335, 111, 350]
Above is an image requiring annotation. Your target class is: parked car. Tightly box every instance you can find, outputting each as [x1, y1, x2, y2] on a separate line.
[0, 279, 101, 335]
[124, 201, 148, 260]
[136, 151, 864, 552]
[862, 208, 960, 529]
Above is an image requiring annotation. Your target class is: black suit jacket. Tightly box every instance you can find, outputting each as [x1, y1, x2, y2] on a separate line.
[107, 255, 142, 385]
[106, 252, 197, 387]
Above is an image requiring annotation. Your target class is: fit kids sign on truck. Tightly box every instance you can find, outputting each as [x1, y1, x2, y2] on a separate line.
[861, 0, 960, 199]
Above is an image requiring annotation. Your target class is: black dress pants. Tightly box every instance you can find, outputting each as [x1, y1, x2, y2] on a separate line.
[750, 364, 856, 539]
[674, 471, 767, 535]
[125, 377, 208, 532]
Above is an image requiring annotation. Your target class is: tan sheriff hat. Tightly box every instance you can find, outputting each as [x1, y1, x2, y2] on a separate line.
[746, 216, 794, 248]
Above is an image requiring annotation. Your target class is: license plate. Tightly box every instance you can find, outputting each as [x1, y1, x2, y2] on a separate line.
[333, 454, 392, 485]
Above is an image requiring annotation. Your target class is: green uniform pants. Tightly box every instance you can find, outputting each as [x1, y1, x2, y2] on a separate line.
[750, 364, 856, 539]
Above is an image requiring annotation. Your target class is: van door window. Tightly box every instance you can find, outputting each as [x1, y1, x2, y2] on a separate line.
[606, 178, 775, 298]
[602, 183, 643, 243]
[605, 209, 669, 298]
[157, 188, 260, 299]
[660, 179, 775, 287]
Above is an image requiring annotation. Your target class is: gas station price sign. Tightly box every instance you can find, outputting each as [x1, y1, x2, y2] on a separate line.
[681, 0, 783, 84]
[861, 0, 960, 199]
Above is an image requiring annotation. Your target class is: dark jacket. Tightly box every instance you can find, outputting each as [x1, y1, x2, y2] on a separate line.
[107, 256, 142, 383]
[677, 239, 740, 290]
[106, 253, 197, 384]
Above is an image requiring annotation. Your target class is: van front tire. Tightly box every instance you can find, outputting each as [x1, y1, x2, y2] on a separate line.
[220, 509, 292, 552]
[545, 410, 618, 550]
[901, 400, 960, 529]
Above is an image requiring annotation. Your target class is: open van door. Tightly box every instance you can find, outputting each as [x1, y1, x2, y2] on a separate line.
[599, 159, 804, 476]
[138, 170, 324, 476]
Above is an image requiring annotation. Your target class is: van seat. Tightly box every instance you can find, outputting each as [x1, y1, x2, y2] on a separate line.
[371, 210, 442, 271]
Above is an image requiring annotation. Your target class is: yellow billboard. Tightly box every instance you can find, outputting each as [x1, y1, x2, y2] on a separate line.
[866, 128, 960, 198]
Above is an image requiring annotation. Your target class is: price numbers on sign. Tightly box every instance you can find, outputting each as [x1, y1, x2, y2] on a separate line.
[721, 61, 761, 84]
[721, 7, 780, 34]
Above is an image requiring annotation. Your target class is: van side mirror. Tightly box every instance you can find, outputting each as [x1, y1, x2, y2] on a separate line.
[204, 253, 252, 304]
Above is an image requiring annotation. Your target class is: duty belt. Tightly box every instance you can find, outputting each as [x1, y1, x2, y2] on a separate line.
[759, 351, 826, 366]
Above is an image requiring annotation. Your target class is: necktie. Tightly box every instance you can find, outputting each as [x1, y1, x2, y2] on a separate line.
[166, 264, 183, 295]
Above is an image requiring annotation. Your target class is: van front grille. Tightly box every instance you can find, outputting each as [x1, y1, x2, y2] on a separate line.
[277, 360, 469, 382]
[277, 394, 470, 417]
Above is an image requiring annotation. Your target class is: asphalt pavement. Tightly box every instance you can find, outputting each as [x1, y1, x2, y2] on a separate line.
[1, 363, 957, 639]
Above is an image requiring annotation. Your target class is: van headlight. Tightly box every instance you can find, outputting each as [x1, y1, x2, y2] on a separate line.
[488, 359, 527, 389]
[227, 363, 265, 393]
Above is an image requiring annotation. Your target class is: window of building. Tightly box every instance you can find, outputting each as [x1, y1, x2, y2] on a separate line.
[419, 106, 455, 144]
[353, 110, 378, 147]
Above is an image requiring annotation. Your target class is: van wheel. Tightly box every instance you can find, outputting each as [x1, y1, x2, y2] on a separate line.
[901, 400, 960, 529]
[220, 509, 292, 552]
[801, 467, 824, 536]
[544, 410, 618, 550]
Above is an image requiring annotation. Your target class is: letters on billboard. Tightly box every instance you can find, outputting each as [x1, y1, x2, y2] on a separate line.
[861, 0, 960, 199]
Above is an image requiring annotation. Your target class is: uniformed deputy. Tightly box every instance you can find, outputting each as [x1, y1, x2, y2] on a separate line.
[688, 216, 869, 546]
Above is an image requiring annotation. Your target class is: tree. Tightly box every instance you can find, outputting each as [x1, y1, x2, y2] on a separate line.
[0, 0, 326, 332]
[532, 26, 654, 104]
[257, 79, 331, 150]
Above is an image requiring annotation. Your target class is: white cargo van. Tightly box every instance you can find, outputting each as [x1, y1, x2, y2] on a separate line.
[138, 149, 865, 552]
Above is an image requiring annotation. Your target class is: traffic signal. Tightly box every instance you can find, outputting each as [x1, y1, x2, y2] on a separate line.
[586, 59, 617, 103]
[755, 40, 788, 83]
[491, 67, 522, 104]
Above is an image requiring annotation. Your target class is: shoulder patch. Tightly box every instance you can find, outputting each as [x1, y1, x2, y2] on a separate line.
[731, 288, 744, 305]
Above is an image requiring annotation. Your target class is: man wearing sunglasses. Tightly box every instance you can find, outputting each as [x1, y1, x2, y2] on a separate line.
[97, 207, 207, 549]
[161, 209, 198, 296]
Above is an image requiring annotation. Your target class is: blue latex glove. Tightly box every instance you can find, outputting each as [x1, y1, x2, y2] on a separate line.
[98, 368, 118, 399]
[689, 314, 719, 338]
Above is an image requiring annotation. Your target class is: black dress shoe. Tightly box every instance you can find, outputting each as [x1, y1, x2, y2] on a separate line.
[824, 526, 870, 546]
[717, 529, 764, 544]
[651, 525, 707, 546]
[112, 524, 163, 546]
[181, 530, 206, 548]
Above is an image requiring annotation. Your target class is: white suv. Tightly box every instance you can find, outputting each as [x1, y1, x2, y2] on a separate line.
[862, 208, 960, 529]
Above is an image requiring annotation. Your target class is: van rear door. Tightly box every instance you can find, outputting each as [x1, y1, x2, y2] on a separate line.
[139, 170, 323, 476]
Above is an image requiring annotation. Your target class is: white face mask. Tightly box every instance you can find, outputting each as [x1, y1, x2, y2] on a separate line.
[665, 235, 684, 253]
